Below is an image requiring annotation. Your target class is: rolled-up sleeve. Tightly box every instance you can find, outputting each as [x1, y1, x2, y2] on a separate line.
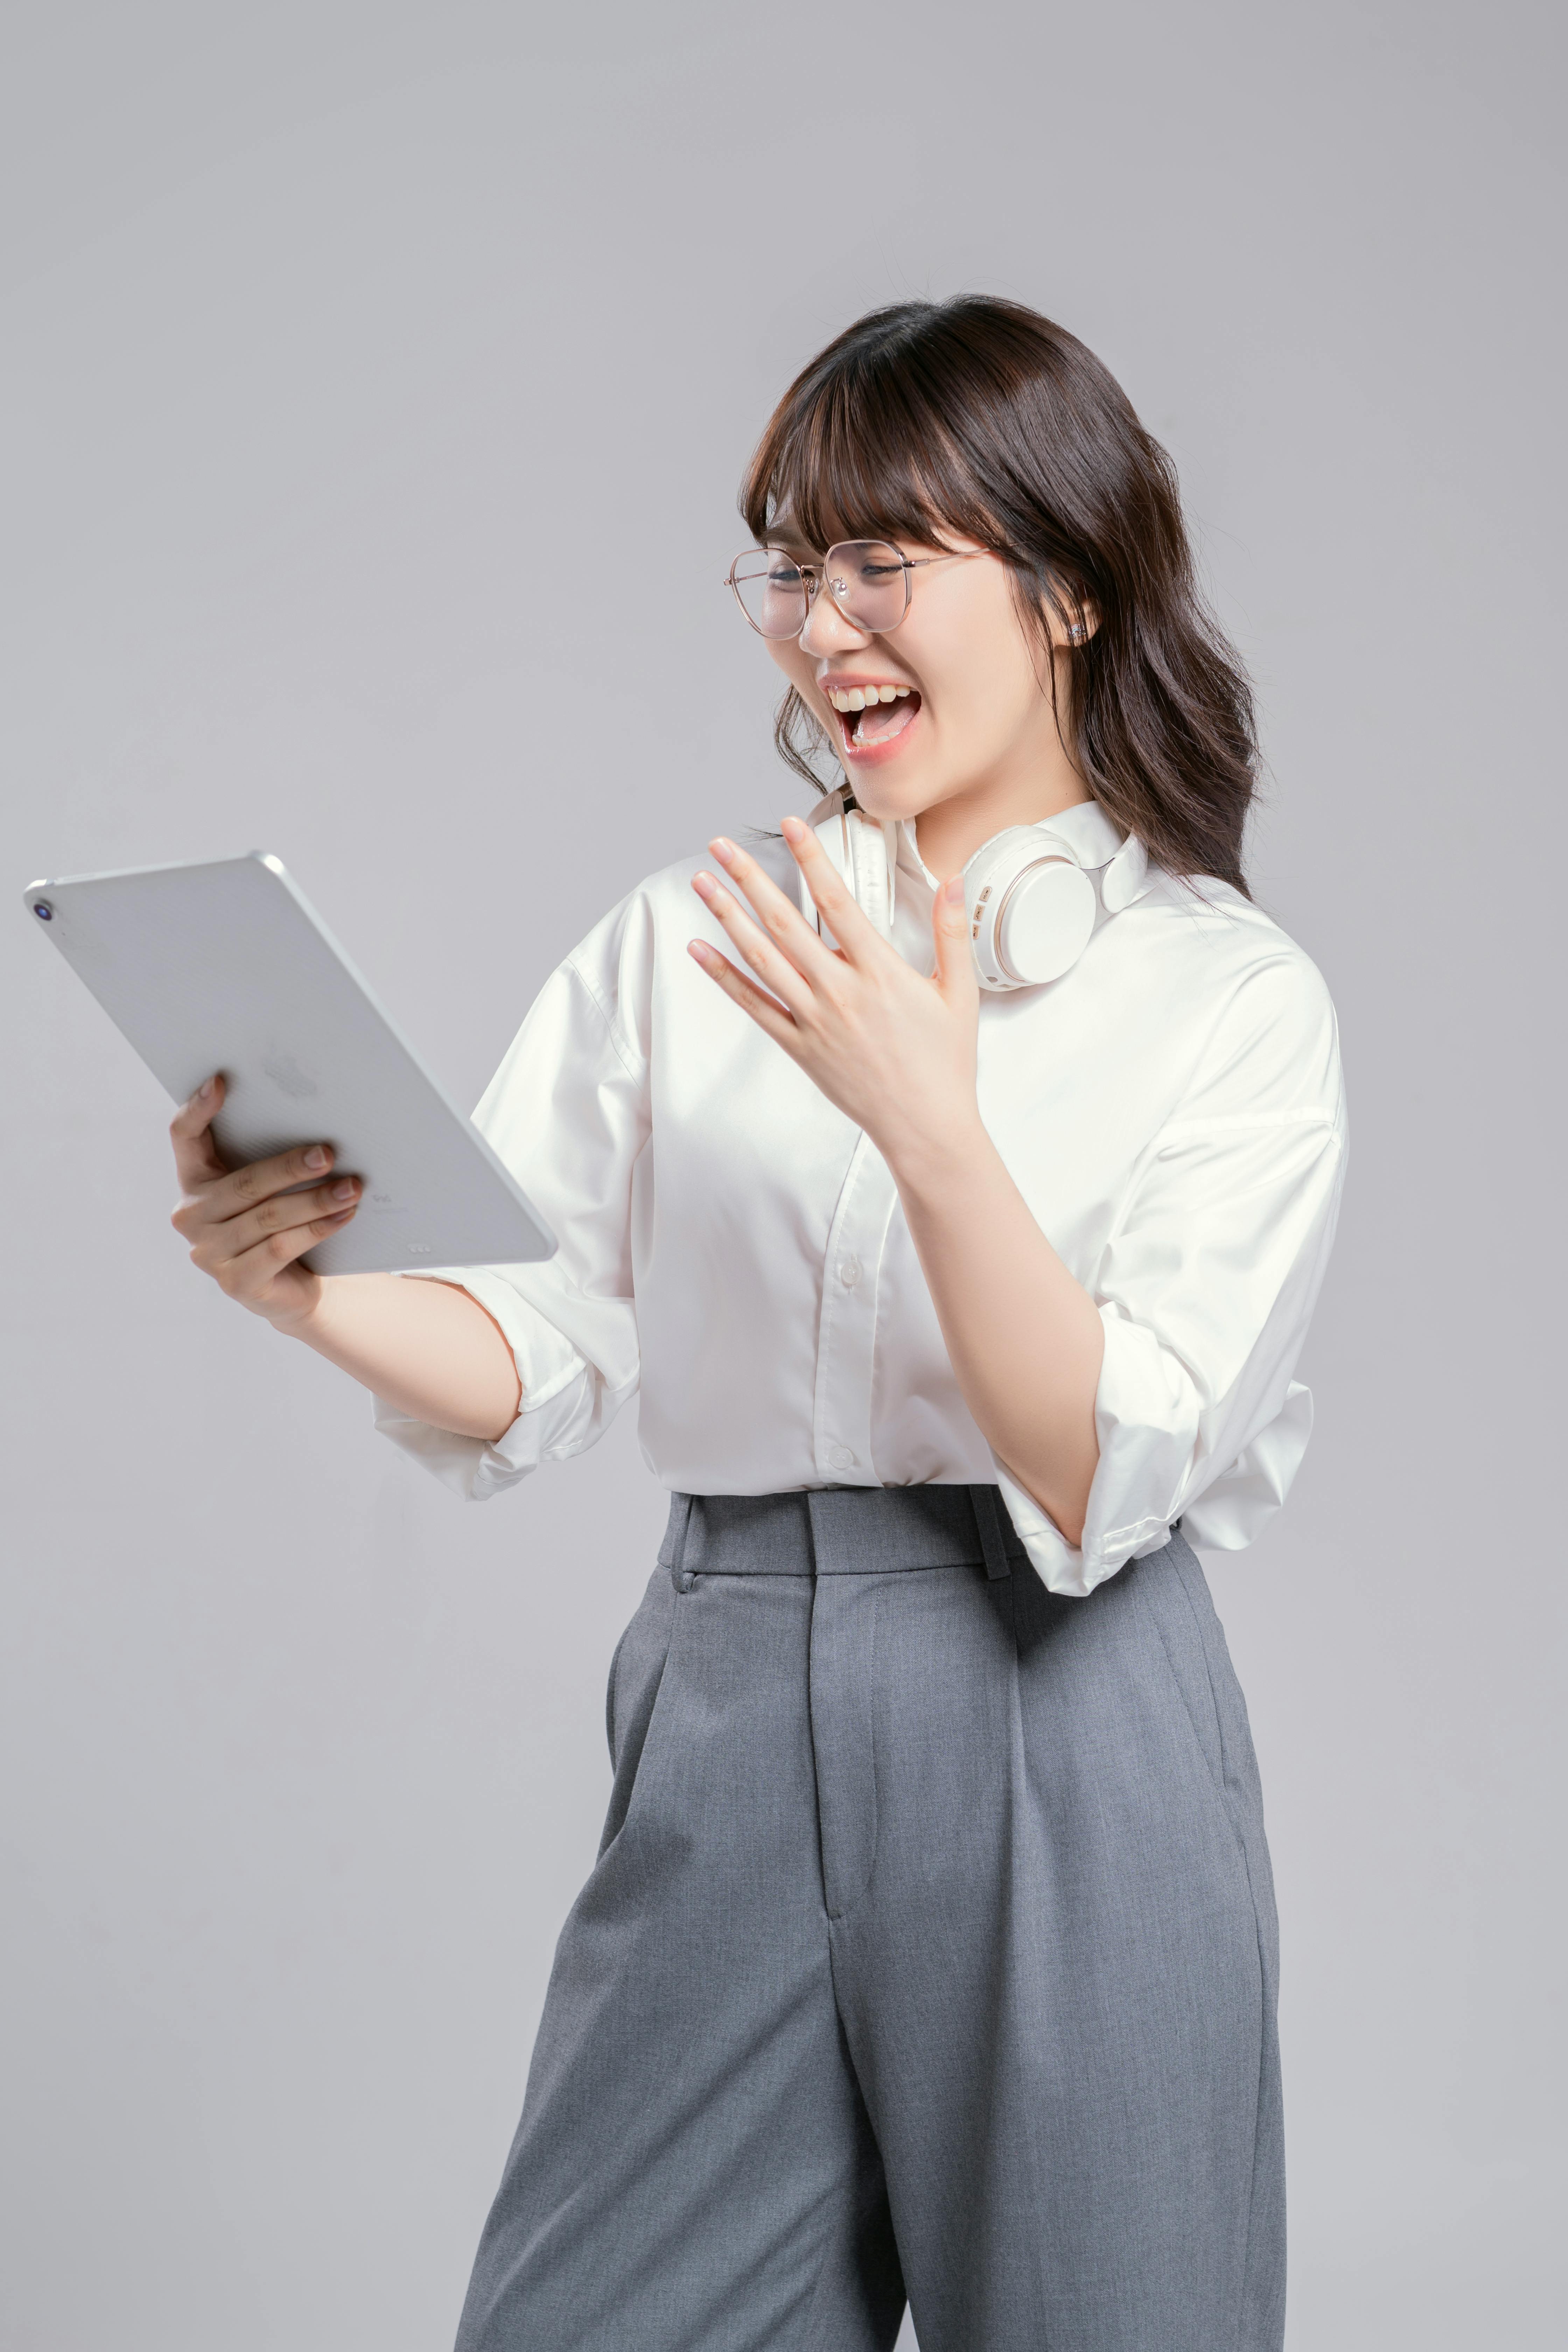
[997, 950, 1347, 1596]
[374, 913, 650, 1499]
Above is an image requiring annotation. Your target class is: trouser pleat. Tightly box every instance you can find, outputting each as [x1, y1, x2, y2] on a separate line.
[453, 1494, 1284, 2352]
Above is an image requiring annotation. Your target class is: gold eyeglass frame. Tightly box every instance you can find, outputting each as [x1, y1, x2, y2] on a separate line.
[724, 540, 972, 639]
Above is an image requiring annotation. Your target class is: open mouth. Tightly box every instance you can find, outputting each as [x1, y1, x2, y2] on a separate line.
[824, 681, 922, 755]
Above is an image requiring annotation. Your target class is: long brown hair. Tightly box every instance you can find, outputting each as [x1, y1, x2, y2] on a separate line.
[740, 297, 1256, 894]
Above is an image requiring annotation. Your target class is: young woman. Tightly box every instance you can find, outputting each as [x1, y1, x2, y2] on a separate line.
[168, 298, 1345, 2352]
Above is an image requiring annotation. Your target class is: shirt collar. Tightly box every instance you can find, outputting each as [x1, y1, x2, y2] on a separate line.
[895, 797, 1153, 910]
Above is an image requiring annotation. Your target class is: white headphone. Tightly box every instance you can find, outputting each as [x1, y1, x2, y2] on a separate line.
[800, 788, 1150, 991]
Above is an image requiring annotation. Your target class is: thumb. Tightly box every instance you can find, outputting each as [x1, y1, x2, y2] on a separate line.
[932, 872, 978, 1010]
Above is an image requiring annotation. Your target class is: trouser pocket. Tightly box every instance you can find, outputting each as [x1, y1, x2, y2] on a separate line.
[1134, 1539, 1279, 1972]
[600, 1566, 680, 1855]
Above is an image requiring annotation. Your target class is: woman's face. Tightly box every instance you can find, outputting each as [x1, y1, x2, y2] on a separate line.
[762, 529, 1085, 840]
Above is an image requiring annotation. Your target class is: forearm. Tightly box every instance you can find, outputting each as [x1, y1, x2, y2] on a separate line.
[290, 1273, 523, 1441]
[890, 1118, 1104, 1546]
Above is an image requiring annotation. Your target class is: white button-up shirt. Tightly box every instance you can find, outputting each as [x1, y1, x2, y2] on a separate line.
[376, 799, 1346, 1597]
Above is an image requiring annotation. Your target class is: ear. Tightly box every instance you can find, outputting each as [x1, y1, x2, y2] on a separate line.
[1063, 594, 1100, 649]
[1026, 579, 1099, 663]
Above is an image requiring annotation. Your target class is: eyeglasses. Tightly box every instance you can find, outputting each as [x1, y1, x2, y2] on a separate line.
[724, 539, 970, 640]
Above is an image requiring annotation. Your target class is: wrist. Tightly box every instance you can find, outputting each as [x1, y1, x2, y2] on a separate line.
[881, 1105, 994, 1197]
[267, 1272, 334, 1344]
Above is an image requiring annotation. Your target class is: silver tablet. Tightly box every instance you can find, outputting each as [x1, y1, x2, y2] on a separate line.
[23, 851, 556, 1277]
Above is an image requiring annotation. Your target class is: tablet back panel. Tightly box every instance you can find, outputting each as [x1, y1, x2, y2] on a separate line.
[24, 853, 555, 1275]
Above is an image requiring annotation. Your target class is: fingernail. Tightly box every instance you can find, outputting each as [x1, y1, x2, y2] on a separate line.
[692, 871, 717, 899]
[943, 874, 965, 903]
[688, 939, 714, 964]
[304, 1145, 328, 1170]
[198, 1076, 216, 1098]
[332, 1178, 357, 1201]
[780, 815, 805, 840]
[710, 836, 736, 865]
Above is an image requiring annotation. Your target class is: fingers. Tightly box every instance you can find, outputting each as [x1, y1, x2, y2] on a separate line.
[686, 939, 804, 1052]
[708, 833, 859, 977]
[690, 868, 816, 1018]
[195, 1139, 349, 1226]
[209, 1203, 359, 1301]
[168, 1074, 360, 1308]
[169, 1074, 229, 1190]
[930, 871, 980, 1010]
[184, 1178, 360, 1290]
[776, 817, 884, 960]
[175, 1169, 360, 1256]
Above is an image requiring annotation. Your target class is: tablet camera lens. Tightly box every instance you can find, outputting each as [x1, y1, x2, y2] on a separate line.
[32, 901, 53, 921]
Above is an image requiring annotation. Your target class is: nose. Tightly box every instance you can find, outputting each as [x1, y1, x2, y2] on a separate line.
[799, 575, 873, 659]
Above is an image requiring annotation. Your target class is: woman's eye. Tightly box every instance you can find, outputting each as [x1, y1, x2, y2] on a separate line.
[860, 562, 904, 580]
[768, 564, 804, 586]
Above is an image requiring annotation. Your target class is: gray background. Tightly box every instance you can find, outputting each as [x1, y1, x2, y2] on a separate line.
[2, 3, 1562, 2346]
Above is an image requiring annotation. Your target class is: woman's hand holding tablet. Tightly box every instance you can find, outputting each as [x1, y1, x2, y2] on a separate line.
[26, 849, 545, 1442]
[164, 1073, 523, 1441]
[168, 1073, 363, 1325]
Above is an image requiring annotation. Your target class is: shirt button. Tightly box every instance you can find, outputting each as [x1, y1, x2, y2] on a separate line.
[828, 1444, 857, 1472]
[839, 1255, 862, 1289]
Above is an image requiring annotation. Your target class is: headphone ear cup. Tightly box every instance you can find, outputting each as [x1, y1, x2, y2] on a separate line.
[964, 831, 1099, 989]
[995, 860, 1097, 985]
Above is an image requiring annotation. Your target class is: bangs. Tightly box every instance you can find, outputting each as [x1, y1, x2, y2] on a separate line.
[740, 337, 1006, 558]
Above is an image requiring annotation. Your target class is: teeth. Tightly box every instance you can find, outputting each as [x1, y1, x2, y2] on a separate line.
[826, 685, 911, 710]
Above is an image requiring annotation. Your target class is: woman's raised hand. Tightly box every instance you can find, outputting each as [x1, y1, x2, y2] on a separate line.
[168, 1075, 360, 1331]
[687, 816, 983, 1175]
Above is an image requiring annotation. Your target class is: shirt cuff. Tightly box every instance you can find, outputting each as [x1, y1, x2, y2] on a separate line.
[995, 1310, 1318, 1594]
[1180, 1382, 1313, 1549]
[992, 1457, 1174, 1598]
[371, 1269, 600, 1500]
[993, 1302, 1198, 1596]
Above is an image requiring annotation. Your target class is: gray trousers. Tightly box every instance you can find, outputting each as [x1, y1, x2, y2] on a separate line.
[454, 1486, 1284, 2352]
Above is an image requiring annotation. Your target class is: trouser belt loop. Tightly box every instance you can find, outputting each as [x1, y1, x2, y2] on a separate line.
[971, 1485, 1013, 1582]
[670, 1493, 697, 1592]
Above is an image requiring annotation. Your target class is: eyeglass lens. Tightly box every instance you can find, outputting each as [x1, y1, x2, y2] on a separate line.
[730, 541, 909, 639]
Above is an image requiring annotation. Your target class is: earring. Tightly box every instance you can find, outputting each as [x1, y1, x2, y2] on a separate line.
[1069, 622, 1086, 645]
